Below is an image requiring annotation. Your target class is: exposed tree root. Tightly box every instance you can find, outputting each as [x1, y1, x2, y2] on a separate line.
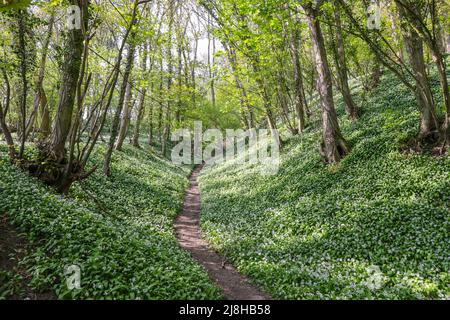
[401, 129, 448, 156]
[19, 141, 97, 194]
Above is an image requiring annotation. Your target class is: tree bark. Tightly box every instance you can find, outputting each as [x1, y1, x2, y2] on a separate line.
[225, 44, 254, 129]
[304, 3, 350, 163]
[0, 70, 15, 160]
[103, 23, 138, 175]
[162, 2, 175, 156]
[115, 81, 134, 151]
[207, 12, 216, 108]
[394, 0, 450, 147]
[290, 25, 307, 133]
[332, 7, 359, 119]
[277, 77, 297, 135]
[396, 3, 439, 139]
[14, 10, 29, 159]
[26, 13, 54, 141]
[133, 44, 149, 148]
[46, 1, 85, 162]
[370, 57, 382, 89]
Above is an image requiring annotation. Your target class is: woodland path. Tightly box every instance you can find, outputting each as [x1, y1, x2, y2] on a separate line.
[174, 166, 271, 300]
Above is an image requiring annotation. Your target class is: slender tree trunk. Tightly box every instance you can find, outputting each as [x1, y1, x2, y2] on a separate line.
[14, 10, 29, 159]
[115, 81, 134, 151]
[332, 7, 359, 119]
[162, 3, 174, 157]
[147, 100, 154, 145]
[370, 57, 382, 89]
[147, 72, 155, 146]
[80, 1, 141, 170]
[225, 44, 254, 129]
[0, 102, 14, 160]
[434, 52, 450, 145]
[290, 26, 307, 133]
[250, 58, 279, 136]
[191, 36, 198, 105]
[61, 38, 91, 194]
[102, 0, 143, 176]
[39, 90, 50, 140]
[133, 44, 149, 148]
[0, 70, 15, 160]
[430, 33, 450, 147]
[277, 78, 296, 135]
[207, 13, 216, 108]
[394, 0, 449, 147]
[304, 4, 350, 163]
[103, 34, 138, 175]
[26, 13, 54, 141]
[396, 4, 439, 139]
[158, 56, 164, 144]
[176, 35, 183, 124]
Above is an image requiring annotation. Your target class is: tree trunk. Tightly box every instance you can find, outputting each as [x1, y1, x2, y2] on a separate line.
[39, 90, 51, 140]
[396, 4, 439, 139]
[435, 54, 450, 146]
[46, 1, 85, 162]
[191, 37, 198, 105]
[305, 4, 350, 163]
[26, 13, 54, 141]
[132, 44, 148, 148]
[332, 7, 359, 119]
[21, 0, 90, 194]
[0, 102, 15, 160]
[14, 10, 29, 159]
[0, 70, 15, 160]
[207, 13, 216, 108]
[290, 25, 307, 133]
[162, 3, 174, 157]
[37, 14, 54, 140]
[115, 81, 134, 151]
[277, 80, 297, 135]
[103, 34, 137, 175]
[225, 44, 254, 129]
[370, 57, 382, 89]
[147, 102, 153, 145]
[102, 0, 143, 175]
[147, 76, 154, 146]
[430, 32, 450, 147]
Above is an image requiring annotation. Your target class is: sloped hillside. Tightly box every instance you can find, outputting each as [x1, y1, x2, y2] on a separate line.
[199, 73, 450, 300]
[0, 144, 221, 300]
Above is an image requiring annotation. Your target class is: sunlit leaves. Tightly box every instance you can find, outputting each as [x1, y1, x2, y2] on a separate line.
[0, 0, 31, 12]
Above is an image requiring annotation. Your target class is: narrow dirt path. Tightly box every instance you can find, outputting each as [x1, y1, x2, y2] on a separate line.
[175, 166, 270, 300]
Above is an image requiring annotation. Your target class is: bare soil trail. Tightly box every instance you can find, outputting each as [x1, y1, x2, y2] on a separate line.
[174, 166, 271, 300]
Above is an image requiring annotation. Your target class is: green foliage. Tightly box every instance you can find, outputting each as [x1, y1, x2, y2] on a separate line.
[0, 270, 24, 299]
[199, 72, 450, 300]
[0, 144, 221, 300]
[0, 0, 31, 12]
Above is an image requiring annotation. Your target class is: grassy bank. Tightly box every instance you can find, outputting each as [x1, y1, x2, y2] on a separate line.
[199, 72, 450, 300]
[0, 144, 221, 300]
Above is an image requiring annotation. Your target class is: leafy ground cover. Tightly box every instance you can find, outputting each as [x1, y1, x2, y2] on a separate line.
[199, 72, 450, 300]
[0, 144, 221, 299]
